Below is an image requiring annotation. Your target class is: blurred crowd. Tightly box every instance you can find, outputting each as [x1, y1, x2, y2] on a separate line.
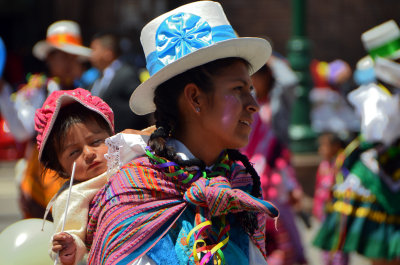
[0, 6, 399, 265]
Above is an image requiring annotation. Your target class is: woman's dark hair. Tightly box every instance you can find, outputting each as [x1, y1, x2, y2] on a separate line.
[148, 57, 261, 235]
[41, 102, 113, 178]
[254, 63, 276, 93]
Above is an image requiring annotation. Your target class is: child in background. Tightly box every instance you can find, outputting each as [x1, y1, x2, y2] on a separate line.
[36, 88, 149, 265]
[313, 132, 345, 221]
[313, 132, 348, 265]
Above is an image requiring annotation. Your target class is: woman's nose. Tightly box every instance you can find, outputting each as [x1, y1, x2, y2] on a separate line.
[246, 93, 260, 113]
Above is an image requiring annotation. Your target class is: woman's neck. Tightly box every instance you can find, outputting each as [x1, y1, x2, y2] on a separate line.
[174, 131, 223, 166]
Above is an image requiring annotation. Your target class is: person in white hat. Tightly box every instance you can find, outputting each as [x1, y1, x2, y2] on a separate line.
[358, 20, 400, 89]
[32, 20, 93, 89]
[0, 20, 92, 220]
[85, 1, 279, 265]
[313, 20, 400, 265]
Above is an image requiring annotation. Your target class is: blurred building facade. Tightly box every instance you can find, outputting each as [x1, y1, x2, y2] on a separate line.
[1, 0, 400, 80]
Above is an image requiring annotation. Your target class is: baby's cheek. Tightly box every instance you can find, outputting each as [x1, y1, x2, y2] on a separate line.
[98, 145, 109, 161]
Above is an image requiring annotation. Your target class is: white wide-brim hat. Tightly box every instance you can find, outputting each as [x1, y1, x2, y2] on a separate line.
[130, 1, 272, 115]
[361, 20, 400, 60]
[33, 20, 92, 61]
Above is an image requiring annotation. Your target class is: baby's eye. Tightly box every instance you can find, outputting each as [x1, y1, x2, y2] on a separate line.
[69, 149, 79, 157]
[92, 139, 104, 146]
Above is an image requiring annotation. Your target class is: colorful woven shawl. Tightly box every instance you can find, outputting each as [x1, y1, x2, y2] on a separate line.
[86, 151, 279, 265]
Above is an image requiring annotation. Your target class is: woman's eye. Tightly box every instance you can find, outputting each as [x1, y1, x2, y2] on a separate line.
[250, 88, 257, 98]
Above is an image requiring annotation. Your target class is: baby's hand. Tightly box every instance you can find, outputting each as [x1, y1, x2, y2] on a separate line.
[52, 232, 76, 265]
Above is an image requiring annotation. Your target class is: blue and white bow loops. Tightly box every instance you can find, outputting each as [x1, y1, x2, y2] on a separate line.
[146, 12, 236, 76]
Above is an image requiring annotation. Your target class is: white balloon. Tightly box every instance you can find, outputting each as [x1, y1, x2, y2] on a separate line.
[0, 218, 54, 265]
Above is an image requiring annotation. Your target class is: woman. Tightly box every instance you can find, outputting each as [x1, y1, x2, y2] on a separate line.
[86, 2, 279, 264]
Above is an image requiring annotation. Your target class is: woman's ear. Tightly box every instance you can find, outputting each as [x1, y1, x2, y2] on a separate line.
[182, 83, 204, 114]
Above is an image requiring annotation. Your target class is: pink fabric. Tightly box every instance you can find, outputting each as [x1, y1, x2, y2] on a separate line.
[35, 88, 114, 160]
[243, 103, 299, 203]
[312, 160, 336, 221]
[242, 102, 307, 265]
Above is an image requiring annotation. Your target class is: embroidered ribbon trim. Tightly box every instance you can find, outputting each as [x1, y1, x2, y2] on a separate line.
[145, 147, 231, 185]
[326, 200, 400, 224]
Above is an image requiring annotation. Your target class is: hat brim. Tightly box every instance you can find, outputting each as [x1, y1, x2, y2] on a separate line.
[33, 40, 92, 61]
[129, 37, 271, 115]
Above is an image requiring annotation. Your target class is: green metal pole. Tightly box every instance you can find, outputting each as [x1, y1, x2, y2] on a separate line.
[287, 0, 317, 153]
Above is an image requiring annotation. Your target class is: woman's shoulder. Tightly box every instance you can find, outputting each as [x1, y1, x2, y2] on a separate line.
[105, 133, 149, 172]
[107, 156, 161, 185]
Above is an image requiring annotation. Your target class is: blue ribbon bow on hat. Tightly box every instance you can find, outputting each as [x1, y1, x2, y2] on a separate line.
[146, 12, 236, 76]
[156, 13, 213, 66]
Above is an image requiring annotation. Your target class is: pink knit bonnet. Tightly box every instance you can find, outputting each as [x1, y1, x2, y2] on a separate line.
[35, 88, 114, 160]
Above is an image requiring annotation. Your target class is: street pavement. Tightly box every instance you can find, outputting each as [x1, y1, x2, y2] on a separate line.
[0, 161, 21, 231]
[0, 161, 371, 265]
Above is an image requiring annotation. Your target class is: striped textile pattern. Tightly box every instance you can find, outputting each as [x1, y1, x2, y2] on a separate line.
[86, 155, 279, 264]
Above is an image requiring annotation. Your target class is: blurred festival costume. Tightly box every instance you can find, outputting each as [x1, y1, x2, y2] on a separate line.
[313, 20, 400, 264]
[309, 59, 360, 136]
[0, 20, 91, 219]
[243, 56, 307, 265]
[86, 2, 279, 264]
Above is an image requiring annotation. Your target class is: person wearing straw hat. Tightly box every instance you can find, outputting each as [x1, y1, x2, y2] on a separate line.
[0, 20, 92, 220]
[86, 1, 279, 265]
[313, 20, 400, 265]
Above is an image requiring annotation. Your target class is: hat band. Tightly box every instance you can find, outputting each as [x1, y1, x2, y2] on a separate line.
[47, 33, 82, 47]
[369, 37, 400, 59]
[146, 23, 236, 76]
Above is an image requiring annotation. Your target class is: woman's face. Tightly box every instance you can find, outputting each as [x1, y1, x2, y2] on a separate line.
[56, 119, 110, 182]
[199, 60, 259, 150]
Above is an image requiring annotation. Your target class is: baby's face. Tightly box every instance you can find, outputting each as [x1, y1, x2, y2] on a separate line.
[57, 120, 110, 182]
